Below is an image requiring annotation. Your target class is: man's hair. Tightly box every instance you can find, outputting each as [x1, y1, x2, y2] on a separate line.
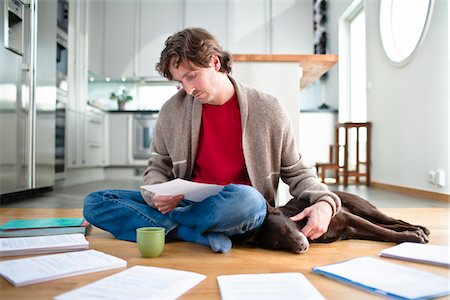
[156, 28, 232, 80]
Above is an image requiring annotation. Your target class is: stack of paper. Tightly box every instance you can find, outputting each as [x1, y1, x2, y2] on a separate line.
[0, 249, 126, 287]
[313, 256, 450, 299]
[0, 233, 89, 256]
[217, 273, 325, 300]
[0, 218, 91, 238]
[379, 242, 450, 267]
[55, 265, 206, 300]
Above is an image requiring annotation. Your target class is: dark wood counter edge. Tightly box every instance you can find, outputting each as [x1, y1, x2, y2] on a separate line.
[232, 54, 338, 89]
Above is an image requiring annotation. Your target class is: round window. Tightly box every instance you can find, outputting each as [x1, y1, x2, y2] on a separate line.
[379, 0, 434, 66]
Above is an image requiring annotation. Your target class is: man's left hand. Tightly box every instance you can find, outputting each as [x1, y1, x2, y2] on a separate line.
[290, 201, 332, 240]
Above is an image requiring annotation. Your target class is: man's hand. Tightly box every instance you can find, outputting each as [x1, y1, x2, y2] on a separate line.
[153, 194, 184, 214]
[290, 201, 332, 240]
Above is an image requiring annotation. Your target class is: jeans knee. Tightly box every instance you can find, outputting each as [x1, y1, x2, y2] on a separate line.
[83, 190, 106, 221]
[223, 184, 266, 214]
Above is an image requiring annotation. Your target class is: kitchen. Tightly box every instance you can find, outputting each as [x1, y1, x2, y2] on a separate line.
[0, 0, 448, 299]
[0, 0, 448, 203]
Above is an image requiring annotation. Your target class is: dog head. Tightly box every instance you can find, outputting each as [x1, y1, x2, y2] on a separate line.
[255, 208, 309, 254]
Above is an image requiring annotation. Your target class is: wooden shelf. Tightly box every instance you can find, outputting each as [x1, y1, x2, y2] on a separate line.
[232, 54, 338, 89]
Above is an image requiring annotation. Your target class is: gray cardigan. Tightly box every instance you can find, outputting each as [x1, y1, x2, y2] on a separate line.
[141, 77, 341, 216]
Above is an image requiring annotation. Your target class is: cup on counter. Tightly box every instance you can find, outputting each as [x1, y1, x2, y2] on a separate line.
[136, 227, 165, 258]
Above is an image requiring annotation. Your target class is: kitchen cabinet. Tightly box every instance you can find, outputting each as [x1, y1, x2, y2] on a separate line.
[108, 113, 133, 165]
[91, 0, 312, 80]
[67, 108, 106, 168]
[272, 1, 313, 54]
[88, 0, 105, 76]
[103, 0, 137, 78]
[66, 109, 85, 168]
[228, 1, 267, 54]
[84, 108, 106, 166]
[137, 0, 181, 78]
[184, 0, 227, 49]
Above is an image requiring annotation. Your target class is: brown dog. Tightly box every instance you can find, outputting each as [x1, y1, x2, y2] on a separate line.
[253, 191, 430, 254]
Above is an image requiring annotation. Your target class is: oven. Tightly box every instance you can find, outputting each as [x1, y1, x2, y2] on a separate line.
[56, 32, 68, 91]
[132, 113, 158, 160]
[55, 90, 67, 181]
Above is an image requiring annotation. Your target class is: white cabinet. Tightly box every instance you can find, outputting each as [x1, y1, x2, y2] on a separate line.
[66, 109, 85, 168]
[137, 0, 181, 78]
[85, 108, 106, 166]
[88, 0, 105, 76]
[91, 0, 312, 79]
[67, 108, 106, 168]
[103, 0, 137, 78]
[184, 0, 227, 48]
[272, 1, 313, 54]
[228, 1, 268, 54]
[108, 113, 133, 165]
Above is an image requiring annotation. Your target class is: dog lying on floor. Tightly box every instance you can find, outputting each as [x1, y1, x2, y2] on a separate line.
[252, 191, 430, 254]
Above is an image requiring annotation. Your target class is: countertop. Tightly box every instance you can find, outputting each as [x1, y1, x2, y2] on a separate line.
[232, 54, 338, 89]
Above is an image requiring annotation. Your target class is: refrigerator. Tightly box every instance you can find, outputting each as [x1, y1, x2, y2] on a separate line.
[0, 0, 56, 196]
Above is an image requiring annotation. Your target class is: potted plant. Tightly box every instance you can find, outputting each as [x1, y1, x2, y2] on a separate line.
[110, 86, 133, 110]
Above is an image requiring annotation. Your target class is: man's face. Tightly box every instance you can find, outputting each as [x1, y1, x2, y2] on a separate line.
[168, 57, 221, 105]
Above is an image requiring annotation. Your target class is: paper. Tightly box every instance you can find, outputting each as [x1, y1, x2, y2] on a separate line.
[0, 249, 127, 287]
[217, 273, 325, 300]
[313, 256, 450, 299]
[0, 233, 89, 256]
[379, 242, 450, 267]
[141, 178, 223, 202]
[55, 265, 206, 300]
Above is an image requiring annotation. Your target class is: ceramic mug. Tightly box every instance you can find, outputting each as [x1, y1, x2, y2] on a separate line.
[136, 227, 165, 258]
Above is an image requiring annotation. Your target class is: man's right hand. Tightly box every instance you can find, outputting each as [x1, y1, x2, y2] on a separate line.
[153, 194, 184, 214]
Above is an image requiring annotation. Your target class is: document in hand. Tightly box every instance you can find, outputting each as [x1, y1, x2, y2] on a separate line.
[379, 242, 450, 267]
[0, 233, 89, 257]
[54, 265, 206, 300]
[313, 256, 450, 300]
[217, 273, 325, 300]
[140, 178, 224, 202]
[0, 249, 126, 287]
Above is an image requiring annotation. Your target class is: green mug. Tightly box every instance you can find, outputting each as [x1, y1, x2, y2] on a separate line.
[136, 227, 165, 258]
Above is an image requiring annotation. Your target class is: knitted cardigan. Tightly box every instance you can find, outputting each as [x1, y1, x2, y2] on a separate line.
[141, 76, 341, 216]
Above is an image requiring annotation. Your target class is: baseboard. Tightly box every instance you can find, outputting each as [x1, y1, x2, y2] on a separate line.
[371, 182, 450, 203]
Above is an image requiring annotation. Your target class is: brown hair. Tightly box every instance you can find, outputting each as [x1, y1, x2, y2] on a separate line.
[156, 28, 232, 80]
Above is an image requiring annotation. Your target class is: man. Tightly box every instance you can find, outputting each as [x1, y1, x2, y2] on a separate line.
[83, 28, 341, 253]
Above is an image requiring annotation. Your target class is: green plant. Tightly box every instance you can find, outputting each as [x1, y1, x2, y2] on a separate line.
[109, 86, 133, 103]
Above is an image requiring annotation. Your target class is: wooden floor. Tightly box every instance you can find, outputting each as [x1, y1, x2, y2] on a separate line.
[1, 207, 449, 300]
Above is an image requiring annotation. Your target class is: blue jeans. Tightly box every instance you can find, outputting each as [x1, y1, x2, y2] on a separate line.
[83, 184, 267, 243]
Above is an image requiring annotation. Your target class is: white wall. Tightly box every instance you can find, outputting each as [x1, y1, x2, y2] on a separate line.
[325, 0, 449, 194]
[365, 1, 449, 194]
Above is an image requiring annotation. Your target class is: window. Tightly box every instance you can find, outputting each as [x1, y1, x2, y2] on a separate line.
[379, 0, 434, 66]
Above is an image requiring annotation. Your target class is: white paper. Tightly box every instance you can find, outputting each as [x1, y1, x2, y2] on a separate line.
[140, 178, 223, 202]
[313, 256, 450, 299]
[0, 249, 126, 287]
[55, 265, 206, 300]
[217, 273, 325, 300]
[379, 242, 450, 267]
[0, 233, 89, 256]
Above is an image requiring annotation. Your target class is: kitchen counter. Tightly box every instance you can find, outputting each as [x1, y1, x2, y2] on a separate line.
[232, 54, 338, 89]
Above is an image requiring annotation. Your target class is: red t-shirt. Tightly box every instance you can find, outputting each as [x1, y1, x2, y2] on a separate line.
[191, 94, 251, 185]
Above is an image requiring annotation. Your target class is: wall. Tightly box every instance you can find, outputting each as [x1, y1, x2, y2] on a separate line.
[324, 0, 449, 194]
[365, 1, 449, 194]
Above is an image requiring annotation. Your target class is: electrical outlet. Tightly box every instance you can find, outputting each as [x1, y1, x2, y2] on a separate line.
[428, 170, 436, 184]
[435, 170, 446, 186]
